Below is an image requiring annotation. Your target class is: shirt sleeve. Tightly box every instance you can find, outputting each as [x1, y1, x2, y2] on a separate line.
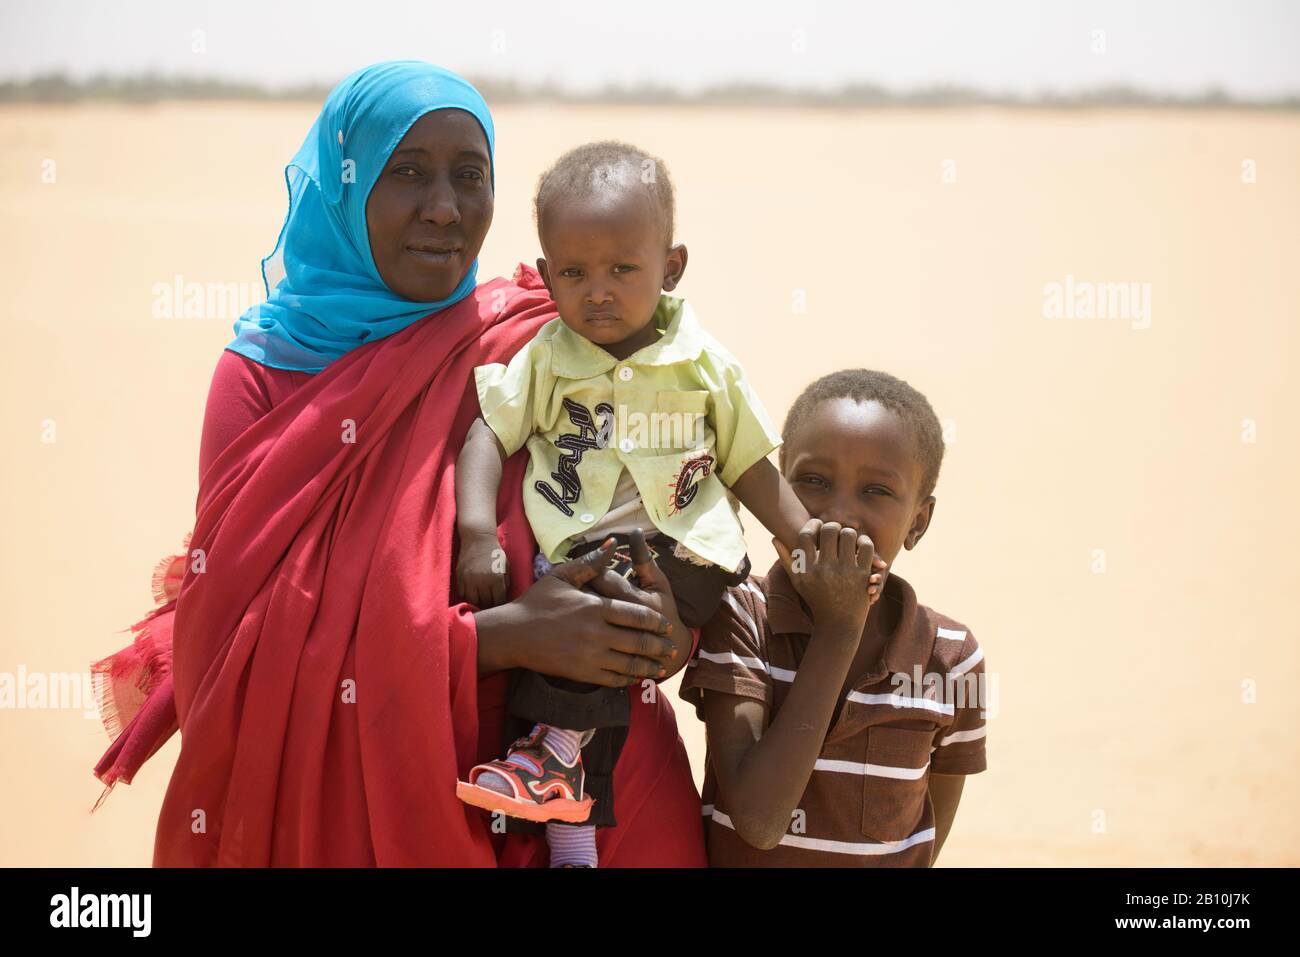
[473, 336, 552, 458]
[199, 349, 312, 484]
[930, 636, 989, 775]
[704, 349, 783, 488]
[678, 581, 772, 720]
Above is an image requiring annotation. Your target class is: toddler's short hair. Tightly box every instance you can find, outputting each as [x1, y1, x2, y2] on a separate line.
[533, 140, 675, 247]
[781, 369, 946, 500]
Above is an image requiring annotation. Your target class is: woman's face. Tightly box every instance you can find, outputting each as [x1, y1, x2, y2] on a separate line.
[366, 108, 494, 302]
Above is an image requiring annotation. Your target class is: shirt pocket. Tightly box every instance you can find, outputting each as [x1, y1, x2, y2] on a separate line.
[620, 447, 720, 526]
[656, 389, 709, 413]
[649, 390, 710, 451]
[859, 725, 934, 843]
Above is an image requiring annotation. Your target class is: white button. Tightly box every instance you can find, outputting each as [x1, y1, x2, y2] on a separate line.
[579, 513, 594, 523]
[618, 437, 635, 453]
[617, 366, 633, 381]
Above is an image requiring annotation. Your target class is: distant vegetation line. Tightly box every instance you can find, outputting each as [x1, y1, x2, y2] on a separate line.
[2, 73, 1298, 109]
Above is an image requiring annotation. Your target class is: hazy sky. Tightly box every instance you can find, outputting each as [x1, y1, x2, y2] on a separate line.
[2, 0, 1298, 97]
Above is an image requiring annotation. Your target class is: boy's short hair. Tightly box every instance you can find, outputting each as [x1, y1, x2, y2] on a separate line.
[533, 140, 675, 247]
[781, 369, 946, 500]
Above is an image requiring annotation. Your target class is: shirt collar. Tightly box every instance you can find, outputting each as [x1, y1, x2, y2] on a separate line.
[549, 293, 706, 380]
[765, 559, 930, 682]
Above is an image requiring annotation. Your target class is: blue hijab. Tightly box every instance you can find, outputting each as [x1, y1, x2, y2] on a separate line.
[226, 61, 496, 373]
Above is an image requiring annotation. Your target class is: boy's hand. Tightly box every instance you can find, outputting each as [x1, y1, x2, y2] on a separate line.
[772, 519, 885, 635]
[457, 530, 509, 608]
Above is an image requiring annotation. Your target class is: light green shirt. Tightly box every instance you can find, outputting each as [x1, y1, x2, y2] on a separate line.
[474, 294, 781, 573]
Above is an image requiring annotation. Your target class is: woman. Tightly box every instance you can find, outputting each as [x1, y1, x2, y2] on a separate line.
[89, 60, 705, 867]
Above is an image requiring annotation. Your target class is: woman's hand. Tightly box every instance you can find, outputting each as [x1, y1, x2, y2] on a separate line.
[574, 529, 694, 680]
[472, 533, 683, 685]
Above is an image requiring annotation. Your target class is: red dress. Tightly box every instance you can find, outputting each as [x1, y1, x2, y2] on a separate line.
[90, 264, 705, 867]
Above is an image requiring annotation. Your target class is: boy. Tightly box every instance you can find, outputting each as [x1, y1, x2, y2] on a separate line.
[679, 369, 988, 866]
[452, 143, 884, 866]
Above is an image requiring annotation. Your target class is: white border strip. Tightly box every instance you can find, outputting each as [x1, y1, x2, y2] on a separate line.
[950, 646, 983, 676]
[702, 806, 935, 857]
[846, 691, 955, 716]
[938, 725, 987, 747]
[815, 759, 929, 780]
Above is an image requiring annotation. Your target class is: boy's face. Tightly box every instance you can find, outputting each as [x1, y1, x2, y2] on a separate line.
[536, 186, 686, 358]
[781, 397, 935, 569]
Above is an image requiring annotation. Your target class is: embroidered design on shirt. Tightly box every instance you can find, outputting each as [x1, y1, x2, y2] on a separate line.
[609, 539, 661, 579]
[667, 450, 715, 516]
[535, 398, 614, 516]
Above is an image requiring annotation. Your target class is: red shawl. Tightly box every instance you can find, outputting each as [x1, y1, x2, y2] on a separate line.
[94, 265, 560, 865]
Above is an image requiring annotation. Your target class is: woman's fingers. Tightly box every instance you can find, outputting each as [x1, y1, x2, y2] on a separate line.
[591, 671, 638, 689]
[597, 648, 666, 681]
[578, 532, 680, 623]
[595, 670, 657, 689]
[599, 604, 676, 659]
[585, 567, 639, 600]
[547, 537, 617, 588]
[572, 658, 648, 688]
[600, 592, 672, 637]
[627, 528, 669, 594]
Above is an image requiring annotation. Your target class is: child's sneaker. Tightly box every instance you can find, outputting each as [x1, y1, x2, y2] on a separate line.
[456, 725, 595, 823]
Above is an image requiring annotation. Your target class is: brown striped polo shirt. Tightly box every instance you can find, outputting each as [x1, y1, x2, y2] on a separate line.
[678, 561, 988, 867]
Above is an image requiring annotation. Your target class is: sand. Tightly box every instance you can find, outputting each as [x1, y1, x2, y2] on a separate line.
[1, 102, 1297, 866]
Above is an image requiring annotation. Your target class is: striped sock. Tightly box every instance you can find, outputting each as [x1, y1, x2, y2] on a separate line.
[537, 724, 585, 764]
[547, 822, 598, 868]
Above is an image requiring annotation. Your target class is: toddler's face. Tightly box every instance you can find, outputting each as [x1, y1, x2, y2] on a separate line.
[781, 398, 935, 569]
[537, 188, 683, 356]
